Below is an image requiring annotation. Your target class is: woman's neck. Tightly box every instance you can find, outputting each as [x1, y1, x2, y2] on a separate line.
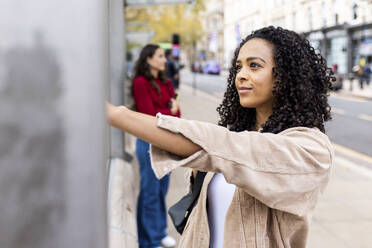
[150, 68, 159, 78]
[255, 106, 273, 131]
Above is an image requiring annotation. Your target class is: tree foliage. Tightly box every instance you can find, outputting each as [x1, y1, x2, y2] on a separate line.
[125, 0, 205, 46]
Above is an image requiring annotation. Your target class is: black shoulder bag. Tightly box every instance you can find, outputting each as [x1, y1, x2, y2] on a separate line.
[168, 171, 207, 234]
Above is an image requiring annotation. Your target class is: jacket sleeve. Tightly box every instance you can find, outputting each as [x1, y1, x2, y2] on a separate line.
[133, 77, 172, 116]
[150, 114, 334, 216]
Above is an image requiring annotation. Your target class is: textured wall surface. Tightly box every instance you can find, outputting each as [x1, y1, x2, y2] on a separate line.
[0, 1, 108, 247]
[108, 158, 138, 248]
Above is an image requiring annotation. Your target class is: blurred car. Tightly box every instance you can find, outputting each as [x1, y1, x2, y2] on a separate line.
[330, 74, 343, 91]
[203, 60, 221, 75]
[191, 61, 203, 73]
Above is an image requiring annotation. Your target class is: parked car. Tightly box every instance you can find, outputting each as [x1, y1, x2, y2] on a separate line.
[203, 60, 221, 75]
[191, 61, 203, 73]
[330, 74, 343, 91]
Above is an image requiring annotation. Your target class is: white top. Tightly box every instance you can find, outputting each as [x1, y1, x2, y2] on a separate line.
[207, 173, 236, 248]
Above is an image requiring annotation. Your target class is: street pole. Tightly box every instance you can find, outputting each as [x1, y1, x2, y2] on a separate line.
[192, 40, 197, 95]
[0, 1, 108, 247]
[346, 27, 354, 91]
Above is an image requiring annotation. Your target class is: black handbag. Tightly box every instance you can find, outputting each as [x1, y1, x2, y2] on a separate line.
[168, 171, 207, 234]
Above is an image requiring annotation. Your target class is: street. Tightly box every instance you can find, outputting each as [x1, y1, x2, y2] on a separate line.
[327, 96, 372, 158]
[182, 71, 227, 98]
[181, 70, 372, 165]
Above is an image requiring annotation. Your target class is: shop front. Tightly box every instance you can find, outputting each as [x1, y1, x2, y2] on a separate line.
[325, 29, 348, 75]
[351, 24, 372, 66]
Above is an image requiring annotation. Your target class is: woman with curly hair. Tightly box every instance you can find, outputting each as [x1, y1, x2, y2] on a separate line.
[107, 26, 334, 247]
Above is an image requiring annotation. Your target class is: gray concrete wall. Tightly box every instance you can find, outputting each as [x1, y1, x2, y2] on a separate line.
[107, 0, 139, 247]
[109, 0, 126, 158]
[0, 1, 108, 247]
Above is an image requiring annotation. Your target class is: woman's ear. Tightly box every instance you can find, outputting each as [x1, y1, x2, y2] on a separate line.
[272, 67, 280, 81]
[146, 57, 153, 68]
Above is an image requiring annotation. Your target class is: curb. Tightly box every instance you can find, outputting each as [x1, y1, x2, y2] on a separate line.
[334, 91, 372, 101]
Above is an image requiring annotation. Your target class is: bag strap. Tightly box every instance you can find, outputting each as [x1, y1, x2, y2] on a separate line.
[190, 171, 207, 206]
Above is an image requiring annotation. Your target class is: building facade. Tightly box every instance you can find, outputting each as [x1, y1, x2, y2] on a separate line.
[224, 0, 372, 74]
[197, 0, 224, 71]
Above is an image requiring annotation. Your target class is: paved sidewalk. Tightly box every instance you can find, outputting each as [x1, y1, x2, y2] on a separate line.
[162, 84, 372, 247]
[337, 79, 372, 100]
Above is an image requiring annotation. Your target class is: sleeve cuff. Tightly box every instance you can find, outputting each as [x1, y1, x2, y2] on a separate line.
[155, 112, 180, 133]
[150, 145, 205, 179]
[150, 113, 210, 178]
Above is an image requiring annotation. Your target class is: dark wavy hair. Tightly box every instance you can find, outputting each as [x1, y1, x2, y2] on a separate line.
[132, 44, 167, 95]
[217, 26, 333, 134]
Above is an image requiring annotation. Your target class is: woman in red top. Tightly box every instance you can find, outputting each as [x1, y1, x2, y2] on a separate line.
[132, 44, 180, 248]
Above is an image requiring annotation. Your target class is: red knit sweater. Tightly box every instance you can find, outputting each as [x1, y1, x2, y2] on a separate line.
[132, 76, 181, 117]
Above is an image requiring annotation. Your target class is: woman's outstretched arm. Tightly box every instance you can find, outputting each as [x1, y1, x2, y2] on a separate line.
[106, 102, 201, 158]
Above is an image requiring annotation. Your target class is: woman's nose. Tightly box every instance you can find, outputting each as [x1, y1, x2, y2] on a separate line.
[236, 70, 249, 82]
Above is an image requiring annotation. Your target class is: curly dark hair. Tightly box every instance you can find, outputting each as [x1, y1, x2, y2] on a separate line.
[132, 44, 167, 96]
[217, 26, 333, 134]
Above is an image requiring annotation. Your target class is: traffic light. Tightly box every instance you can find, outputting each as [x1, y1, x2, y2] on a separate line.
[172, 34, 180, 45]
[172, 33, 180, 58]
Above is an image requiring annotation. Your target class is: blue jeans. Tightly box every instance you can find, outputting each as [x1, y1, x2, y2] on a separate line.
[136, 139, 170, 248]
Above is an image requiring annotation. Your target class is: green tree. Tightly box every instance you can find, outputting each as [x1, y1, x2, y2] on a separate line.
[125, 0, 205, 46]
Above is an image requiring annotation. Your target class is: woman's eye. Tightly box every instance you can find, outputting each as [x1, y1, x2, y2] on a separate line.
[250, 62, 260, 68]
[235, 65, 242, 71]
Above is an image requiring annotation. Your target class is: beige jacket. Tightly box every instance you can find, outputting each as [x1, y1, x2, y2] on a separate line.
[150, 114, 334, 248]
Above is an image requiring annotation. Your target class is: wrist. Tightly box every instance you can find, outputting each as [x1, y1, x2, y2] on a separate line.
[108, 105, 127, 126]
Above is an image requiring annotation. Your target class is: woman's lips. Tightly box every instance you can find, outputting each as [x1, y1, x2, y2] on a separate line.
[238, 87, 253, 94]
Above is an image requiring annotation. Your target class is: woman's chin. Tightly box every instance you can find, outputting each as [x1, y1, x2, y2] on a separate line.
[239, 100, 256, 108]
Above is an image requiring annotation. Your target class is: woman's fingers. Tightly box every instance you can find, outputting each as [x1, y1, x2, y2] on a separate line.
[171, 100, 180, 114]
[171, 98, 179, 110]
